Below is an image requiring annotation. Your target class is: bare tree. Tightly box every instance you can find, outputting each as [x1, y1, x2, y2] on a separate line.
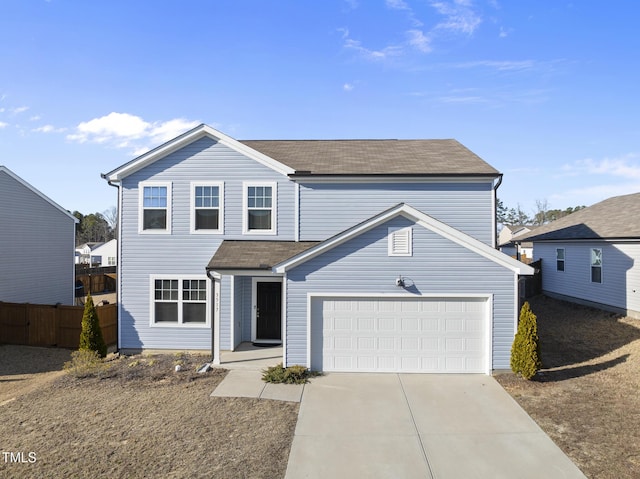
[102, 206, 118, 237]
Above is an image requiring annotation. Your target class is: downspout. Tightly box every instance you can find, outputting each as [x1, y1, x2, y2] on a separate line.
[103, 176, 121, 352]
[493, 174, 503, 249]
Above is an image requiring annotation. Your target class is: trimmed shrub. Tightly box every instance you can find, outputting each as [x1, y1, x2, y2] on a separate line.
[262, 363, 318, 384]
[79, 293, 107, 358]
[510, 301, 542, 380]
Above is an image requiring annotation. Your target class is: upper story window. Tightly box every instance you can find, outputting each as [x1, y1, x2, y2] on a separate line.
[140, 182, 171, 234]
[556, 248, 565, 272]
[388, 227, 413, 256]
[591, 248, 602, 283]
[191, 182, 224, 234]
[244, 182, 276, 234]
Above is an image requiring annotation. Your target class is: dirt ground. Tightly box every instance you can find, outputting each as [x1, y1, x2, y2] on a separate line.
[496, 295, 640, 479]
[0, 349, 298, 478]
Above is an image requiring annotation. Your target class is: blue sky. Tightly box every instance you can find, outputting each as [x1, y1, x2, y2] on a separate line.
[1, 0, 639, 218]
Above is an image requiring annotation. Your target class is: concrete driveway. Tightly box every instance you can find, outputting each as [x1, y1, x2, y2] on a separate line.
[285, 373, 586, 479]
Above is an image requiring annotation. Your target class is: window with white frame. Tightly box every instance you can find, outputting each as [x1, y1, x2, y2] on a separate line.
[388, 227, 413, 256]
[556, 248, 565, 272]
[244, 183, 276, 233]
[151, 277, 209, 326]
[140, 182, 171, 233]
[591, 248, 602, 283]
[108, 257, 116, 266]
[192, 183, 223, 233]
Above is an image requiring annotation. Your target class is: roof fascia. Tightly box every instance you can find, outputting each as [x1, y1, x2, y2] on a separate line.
[102, 124, 295, 181]
[0, 166, 79, 223]
[528, 237, 640, 244]
[274, 203, 534, 275]
[205, 268, 284, 277]
[289, 175, 499, 184]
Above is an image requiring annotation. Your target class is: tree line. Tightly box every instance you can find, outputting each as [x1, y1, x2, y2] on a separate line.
[497, 199, 586, 226]
[73, 206, 117, 245]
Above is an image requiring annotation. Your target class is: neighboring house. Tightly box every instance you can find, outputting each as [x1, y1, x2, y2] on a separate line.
[75, 242, 105, 264]
[0, 165, 78, 304]
[519, 192, 640, 319]
[88, 239, 117, 267]
[498, 224, 538, 261]
[102, 124, 533, 374]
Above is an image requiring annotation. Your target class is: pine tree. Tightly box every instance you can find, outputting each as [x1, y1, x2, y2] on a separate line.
[79, 293, 107, 358]
[510, 301, 542, 380]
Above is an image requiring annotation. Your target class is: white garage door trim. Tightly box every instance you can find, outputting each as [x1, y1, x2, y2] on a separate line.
[307, 293, 493, 374]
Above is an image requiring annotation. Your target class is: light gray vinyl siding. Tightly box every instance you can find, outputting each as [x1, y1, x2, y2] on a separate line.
[0, 170, 76, 305]
[118, 137, 294, 350]
[285, 216, 517, 370]
[298, 182, 495, 245]
[535, 241, 640, 316]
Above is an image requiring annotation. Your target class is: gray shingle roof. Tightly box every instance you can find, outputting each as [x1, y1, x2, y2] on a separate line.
[239, 139, 499, 176]
[207, 241, 320, 270]
[519, 192, 640, 241]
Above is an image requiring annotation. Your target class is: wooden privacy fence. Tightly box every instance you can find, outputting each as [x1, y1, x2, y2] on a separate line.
[0, 302, 117, 348]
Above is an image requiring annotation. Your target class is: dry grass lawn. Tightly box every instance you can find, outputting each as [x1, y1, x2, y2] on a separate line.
[496, 295, 640, 479]
[0, 349, 298, 478]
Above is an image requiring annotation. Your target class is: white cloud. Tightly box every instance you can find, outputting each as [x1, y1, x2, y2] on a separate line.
[561, 155, 640, 179]
[11, 106, 29, 114]
[386, 0, 410, 10]
[344, 38, 403, 60]
[343, 83, 355, 92]
[550, 182, 640, 207]
[430, 0, 482, 35]
[67, 112, 200, 151]
[0, 121, 8, 129]
[30, 115, 42, 121]
[32, 124, 66, 133]
[407, 29, 432, 53]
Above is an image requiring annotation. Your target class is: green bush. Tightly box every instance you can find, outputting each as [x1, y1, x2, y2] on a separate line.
[79, 293, 107, 358]
[510, 301, 542, 380]
[262, 363, 317, 384]
[63, 350, 110, 378]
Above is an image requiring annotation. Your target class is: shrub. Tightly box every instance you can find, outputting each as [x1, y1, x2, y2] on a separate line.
[63, 350, 110, 378]
[79, 293, 107, 358]
[262, 363, 318, 384]
[510, 301, 542, 380]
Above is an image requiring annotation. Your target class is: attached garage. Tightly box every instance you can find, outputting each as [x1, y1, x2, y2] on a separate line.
[310, 296, 489, 373]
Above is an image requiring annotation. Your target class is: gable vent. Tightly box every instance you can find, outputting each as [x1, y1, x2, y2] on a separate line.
[388, 227, 412, 256]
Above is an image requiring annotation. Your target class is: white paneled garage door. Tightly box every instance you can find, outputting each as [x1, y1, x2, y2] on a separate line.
[310, 296, 488, 373]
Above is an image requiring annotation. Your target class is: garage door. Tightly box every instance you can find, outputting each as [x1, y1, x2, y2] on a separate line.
[310, 296, 487, 373]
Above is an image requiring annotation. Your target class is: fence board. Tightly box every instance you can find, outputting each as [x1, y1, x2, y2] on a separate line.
[0, 301, 117, 349]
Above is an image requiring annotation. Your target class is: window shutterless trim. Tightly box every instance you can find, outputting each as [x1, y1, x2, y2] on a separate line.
[242, 181, 277, 235]
[139, 181, 172, 234]
[190, 181, 224, 234]
[556, 247, 565, 272]
[149, 275, 211, 327]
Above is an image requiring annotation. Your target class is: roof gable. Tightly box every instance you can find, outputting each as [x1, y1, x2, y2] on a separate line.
[274, 204, 534, 275]
[520, 192, 640, 241]
[0, 166, 78, 223]
[102, 124, 296, 181]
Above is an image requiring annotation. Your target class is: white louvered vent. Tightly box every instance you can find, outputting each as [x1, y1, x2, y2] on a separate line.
[388, 227, 412, 256]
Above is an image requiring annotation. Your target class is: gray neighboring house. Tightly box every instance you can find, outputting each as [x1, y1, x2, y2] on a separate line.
[0, 165, 78, 305]
[498, 224, 539, 261]
[518, 192, 640, 318]
[102, 124, 534, 374]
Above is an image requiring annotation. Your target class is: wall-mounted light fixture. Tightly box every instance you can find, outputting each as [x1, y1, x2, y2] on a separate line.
[395, 275, 405, 287]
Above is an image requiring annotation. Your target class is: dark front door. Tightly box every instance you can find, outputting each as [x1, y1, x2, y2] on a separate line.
[256, 281, 282, 341]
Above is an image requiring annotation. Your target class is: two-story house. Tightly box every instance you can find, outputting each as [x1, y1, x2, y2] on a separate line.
[102, 124, 533, 374]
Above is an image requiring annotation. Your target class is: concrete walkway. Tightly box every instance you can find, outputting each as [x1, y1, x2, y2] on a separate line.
[210, 368, 304, 402]
[285, 373, 586, 479]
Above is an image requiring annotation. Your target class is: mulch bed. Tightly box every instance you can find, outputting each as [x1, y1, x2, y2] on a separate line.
[0, 352, 298, 478]
[495, 295, 640, 479]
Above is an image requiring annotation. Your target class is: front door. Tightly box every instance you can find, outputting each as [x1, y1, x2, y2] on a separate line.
[256, 281, 282, 341]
